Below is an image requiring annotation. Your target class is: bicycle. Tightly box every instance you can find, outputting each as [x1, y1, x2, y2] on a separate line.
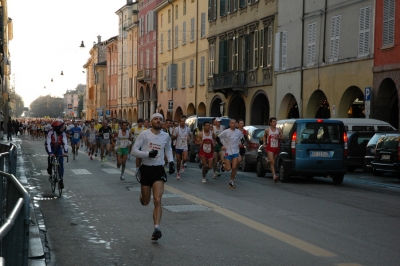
[49, 154, 69, 196]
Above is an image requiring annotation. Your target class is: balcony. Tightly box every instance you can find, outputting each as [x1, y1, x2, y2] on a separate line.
[208, 71, 248, 96]
[137, 68, 156, 82]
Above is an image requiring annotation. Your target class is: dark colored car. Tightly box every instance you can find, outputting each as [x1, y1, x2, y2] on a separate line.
[241, 125, 268, 172]
[186, 116, 230, 162]
[346, 131, 375, 172]
[364, 133, 387, 172]
[371, 134, 400, 178]
[256, 119, 348, 184]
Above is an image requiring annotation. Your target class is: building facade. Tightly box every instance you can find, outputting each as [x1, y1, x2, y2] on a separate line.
[207, 0, 278, 125]
[106, 37, 119, 119]
[155, 0, 209, 120]
[63, 84, 85, 118]
[373, 0, 400, 129]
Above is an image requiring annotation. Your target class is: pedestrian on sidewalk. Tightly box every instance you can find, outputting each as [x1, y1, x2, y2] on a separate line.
[7, 116, 12, 141]
[131, 113, 175, 241]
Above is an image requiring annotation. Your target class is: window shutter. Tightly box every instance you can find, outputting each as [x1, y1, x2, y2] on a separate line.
[161, 68, 164, 91]
[168, 64, 177, 89]
[281, 31, 287, 70]
[383, 0, 395, 47]
[208, 0, 212, 21]
[153, 45, 156, 68]
[182, 62, 186, 87]
[183, 22, 186, 44]
[200, 56, 205, 84]
[213, 0, 217, 20]
[190, 59, 194, 86]
[201, 13, 206, 38]
[220, 0, 226, 16]
[168, 29, 171, 50]
[273, 32, 280, 71]
[191, 18, 195, 41]
[358, 7, 371, 56]
[219, 41, 225, 73]
[175, 25, 179, 48]
[160, 33, 164, 53]
[329, 16, 340, 62]
[254, 30, 258, 68]
[307, 22, 317, 65]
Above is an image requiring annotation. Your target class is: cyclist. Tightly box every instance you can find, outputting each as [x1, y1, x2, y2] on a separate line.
[112, 120, 132, 180]
[45, 120, 68, 189]
[70, 121, 82, 160]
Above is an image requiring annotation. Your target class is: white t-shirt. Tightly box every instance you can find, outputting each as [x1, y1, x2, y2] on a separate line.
[213, 125, 225, 135]
[131, 129, 173, 166]
[218, 128, 243, 155]
[173, 126, 190, 150]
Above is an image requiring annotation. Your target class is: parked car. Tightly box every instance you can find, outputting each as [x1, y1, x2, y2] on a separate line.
[256, 119, 348, 184]
[371, 133, 400, 178]
[364, 133, 387, 172]
[185, 116, 230, 162]
[334, 118, 397, 132]
[241, 125, 268, 172]
[346, 131, 376, 172]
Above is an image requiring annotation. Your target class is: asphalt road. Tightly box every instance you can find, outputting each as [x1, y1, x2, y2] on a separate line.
[19, 135, 400, 266]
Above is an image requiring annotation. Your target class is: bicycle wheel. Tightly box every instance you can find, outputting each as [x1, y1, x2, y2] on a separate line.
[51, 160, 57, 193]
[57, 164, 63, 196]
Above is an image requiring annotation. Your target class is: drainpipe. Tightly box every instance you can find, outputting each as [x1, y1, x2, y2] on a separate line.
[168, 0, 174, 119]
[322, 0, 328, 64]
[300, 0, 305, 118]
[194, 0, 199, 116]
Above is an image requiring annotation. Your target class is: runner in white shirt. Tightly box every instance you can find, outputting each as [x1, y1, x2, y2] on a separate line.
[131, 113, 175, 241]
[172, 117, 191, 180]
[216, 119, 243, 188]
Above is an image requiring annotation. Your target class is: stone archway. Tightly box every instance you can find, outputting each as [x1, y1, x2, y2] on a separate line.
[138, 86, 144, 119]
[144, 85, 150, 119]
[160, 109, 165, 120]
[228, 95, 246, 121]
[251, 91, 270, 125]
[128, 109, 133, 122]
[376, 78, 398, 129]
[118, 110, 122, 119]
[174, 107, 183, 121]
[210, 96, 223, 117]
[133, 108, 137, 123]
[187, 103, 195, 116]
[338, 86, 365, 118]
[198, 102, 206, 117]
[151, 84, 157, 116]
[306, 90, 330, 118]
[278, 93, 299, 120]
[123, 109, 127, 119]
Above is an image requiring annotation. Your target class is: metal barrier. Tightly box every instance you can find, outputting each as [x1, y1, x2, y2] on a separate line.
[0, 143, 29, 266]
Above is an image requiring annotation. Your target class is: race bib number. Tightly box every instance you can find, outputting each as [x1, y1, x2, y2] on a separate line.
[203, 143, 212, 153]
[89, 134, 96, 142]
[270, 138, 279, 148]
[103, 133, 109, 140]
[149, 142, 162, 159]
[74, 133, 80, 139]
[179, 138, 187, 146]
[120, 139, 129, 148]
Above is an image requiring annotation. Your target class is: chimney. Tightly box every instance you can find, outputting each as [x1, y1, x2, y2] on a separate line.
[97, 35, 102, 44]
[127, 0, 133, 4]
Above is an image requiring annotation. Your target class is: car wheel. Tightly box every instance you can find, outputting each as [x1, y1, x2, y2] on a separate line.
[279, 163, 290, 183]
[347, 166, 357, 172]
[332, 174, 344, 184]
[242, 156, 253, 172]
[256, 159, 267, 177]
[372, 168, 384, 176]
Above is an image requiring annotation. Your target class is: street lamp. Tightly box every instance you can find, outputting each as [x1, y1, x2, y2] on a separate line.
[79, 41, 85, 49]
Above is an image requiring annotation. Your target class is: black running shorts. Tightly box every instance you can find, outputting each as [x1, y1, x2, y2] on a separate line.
[140, 165, 167, 187]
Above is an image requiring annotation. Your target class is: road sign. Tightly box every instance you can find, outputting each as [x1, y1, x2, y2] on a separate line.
[106, 110, 110, 115]
[99, 112, 103, 116]
[96, 108, 103, 112]
[365, 87, 371, 118]
[168, 100, 173, 112]
[365, 87, 371, 101]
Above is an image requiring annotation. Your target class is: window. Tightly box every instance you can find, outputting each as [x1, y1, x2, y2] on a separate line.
[259, 29, 264, 67]
[190, 59, 194, 86]
[108, 85, 110, 100]
[200, 56, 205, 85]
[176, 5, 179, 19]
[232, 37, 238, 70]
[201, 13, 206, 38]
[160, 68, 164, 91]
[123, 79, 127, 97]
[358, 7, 371, 56]
[153, 45, 156, 68]
[129, 78, 133, 97]
[161, 14, 163, 28]
[146, 49, 149, 69]
[267, 26, 272, 66]
[160, 33, 164, 53]
[183, 22, 187, 45]
[168, 29, 171, 50]
[209, 44, 215, 76]
[168, 9, 171, 23]
[182, 62, 186, 87]
[281, 31, 287, 70]
[191, 18, 195, 42]
[274, 31, 287, 71]
[239, 0, 246, 8]
[175, 25, 179, 48]
[383, 0, 395, 47]
[229, 0, 237, 13]
[329, 15, 341, 62]
[140, 50, 143, 69]
[220, 0, 227, 16]
[219, 40, 229, 73]
[307, 22, 317, 66]
[108, 61, 111, 76]
[208, 0, 217, 21]
[253, 30, 258, 68]
[183, 0, 186, 15]
[134, 42, 137, 64]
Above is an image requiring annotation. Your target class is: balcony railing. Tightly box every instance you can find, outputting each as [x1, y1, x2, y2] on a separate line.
[137, 68, 156, 82]
[209, 70, 248, 96]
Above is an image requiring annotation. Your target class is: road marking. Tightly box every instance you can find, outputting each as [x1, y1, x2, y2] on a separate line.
[336, 264, 363, 266]
[102, 168, 121, 174]
[71, 169, 92, 175]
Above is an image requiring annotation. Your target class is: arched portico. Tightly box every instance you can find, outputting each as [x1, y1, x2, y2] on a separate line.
[187, 103, 195, 116]
[251, 91, 270, 125]
[306, 90, 330, 118]
[174, 107, 183, 121]
[138, 86, 144, 119]
[338, 86, 365, 118]
[210, 96, 223, 117]
[228, 95, 246, 121]
[198, 102, 206, 117]
[278, 93, 299, 120]
[376, 78, 398, 129]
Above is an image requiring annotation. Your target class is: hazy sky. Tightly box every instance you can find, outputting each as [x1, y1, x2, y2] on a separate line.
[8, 0, 127, 107]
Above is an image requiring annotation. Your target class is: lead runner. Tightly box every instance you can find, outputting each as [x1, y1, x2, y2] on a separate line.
[131, 113, 175, 241]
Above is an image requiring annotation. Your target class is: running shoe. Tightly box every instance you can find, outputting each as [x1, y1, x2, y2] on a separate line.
[151, 229, 162, 241]
[202, 177, 207, 183]
[120, 175, 125, 180]
[229, 181, 236, 188]
[176, 173, 181, 180]
[90, 156, 93, 160]
[101, 159, 104, 166]
[112, 157, 115, 161]
[104, 156, 107, 162]
[181, 164, 185, 173]
[184, 162, 187, 167]
[213, 172, 217, 179]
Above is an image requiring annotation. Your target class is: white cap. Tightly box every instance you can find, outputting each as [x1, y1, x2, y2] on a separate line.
[150, 113, 163, 121]
[215, 117, 222, 122]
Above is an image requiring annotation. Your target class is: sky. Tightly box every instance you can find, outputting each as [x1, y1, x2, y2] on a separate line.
[8, 0, 128, 107]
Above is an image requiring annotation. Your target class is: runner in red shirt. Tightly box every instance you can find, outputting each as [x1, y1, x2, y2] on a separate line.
[263, 117, 283, 183]
[195, 121, 216, 183]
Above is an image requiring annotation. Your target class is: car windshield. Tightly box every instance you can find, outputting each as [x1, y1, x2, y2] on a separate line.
[252, 129, 265, 140]
[367, 133, 385, 146]
[298, 123, 342, 144]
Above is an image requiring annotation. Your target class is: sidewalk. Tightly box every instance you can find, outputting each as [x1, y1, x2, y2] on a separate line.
[0, 134, 46, 266]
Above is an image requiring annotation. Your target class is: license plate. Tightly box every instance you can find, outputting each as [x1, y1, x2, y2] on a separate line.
[381, 154, 390, 160]
[310, 151, 330, 157]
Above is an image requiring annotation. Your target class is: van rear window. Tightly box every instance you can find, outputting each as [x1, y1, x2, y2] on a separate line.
[298, 123, 342, 144]
[352, 126, 375, 131]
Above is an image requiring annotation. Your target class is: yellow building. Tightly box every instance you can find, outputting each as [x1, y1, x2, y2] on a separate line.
[155, 0, 208, 120]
